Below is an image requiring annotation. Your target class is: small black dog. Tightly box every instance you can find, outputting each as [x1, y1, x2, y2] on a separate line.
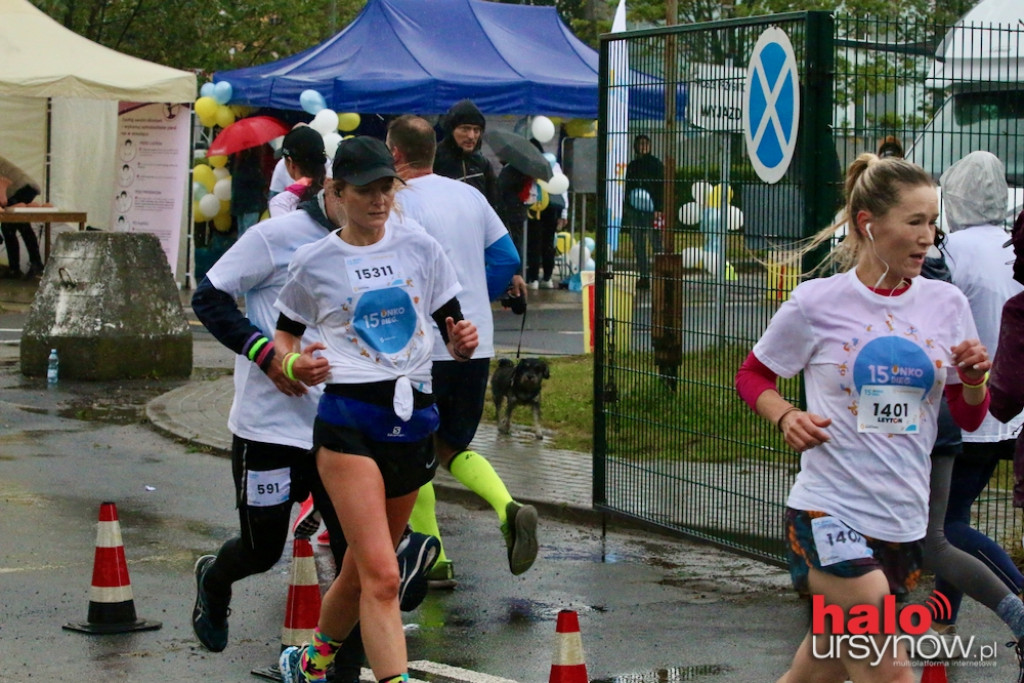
[491, 357, 550, 439]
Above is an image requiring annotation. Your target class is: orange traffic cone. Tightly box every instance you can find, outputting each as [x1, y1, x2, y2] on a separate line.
[252, 537, 322, 681]
[63, 502, 161, 634]
[549, 609, 589, 683]
[920, 662, 948, 683]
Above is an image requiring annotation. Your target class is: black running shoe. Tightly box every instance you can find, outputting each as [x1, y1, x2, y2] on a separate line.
[502, 501, 538, 575]
[397, 532, 441, 611]
[1009, 639, 1024, 683]
[192, 555, 229, 652]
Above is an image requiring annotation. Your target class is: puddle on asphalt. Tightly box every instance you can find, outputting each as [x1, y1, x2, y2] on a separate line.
[592, 664, 730, 682]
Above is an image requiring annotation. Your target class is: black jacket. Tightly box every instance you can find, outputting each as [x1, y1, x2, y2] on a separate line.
[433, 99, 497, 206]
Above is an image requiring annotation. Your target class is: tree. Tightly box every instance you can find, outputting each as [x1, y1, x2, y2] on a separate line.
[28, 0, 365, 74]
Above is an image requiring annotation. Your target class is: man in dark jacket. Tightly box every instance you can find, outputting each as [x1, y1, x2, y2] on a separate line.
[433, 99, 497, 206]
[622, 134, 664, 288]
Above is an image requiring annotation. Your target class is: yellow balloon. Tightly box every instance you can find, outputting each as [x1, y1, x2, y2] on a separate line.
[213, 212, 233, 232]
[193, 164, 216, 192]
[219, 199, 231, 217]
[215, 105, 236, 129]
[195, 96, 218, 120]
[549, 116, 563, 126]
[193, 200, 206, 223]
[230, 105, 252, 118]
[338, 112, 361, 132]
[565, 118, 597, 138]
[208, 155, 228, 169]
[198, 112, 217, 128]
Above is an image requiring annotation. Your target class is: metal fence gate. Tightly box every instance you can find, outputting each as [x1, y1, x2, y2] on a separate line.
[594, 11, 1024, 566]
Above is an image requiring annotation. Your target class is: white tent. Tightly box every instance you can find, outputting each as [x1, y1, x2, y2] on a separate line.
[0, 0, 195, 278]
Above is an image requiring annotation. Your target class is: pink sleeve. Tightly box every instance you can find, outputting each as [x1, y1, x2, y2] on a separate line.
[944, 383, 991, 432]
[735, 351, 779, 412]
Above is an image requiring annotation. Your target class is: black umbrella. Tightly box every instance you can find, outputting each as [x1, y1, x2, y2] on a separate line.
[484, 130, 553, 181]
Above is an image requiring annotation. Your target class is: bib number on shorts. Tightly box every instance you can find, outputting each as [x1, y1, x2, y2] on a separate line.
[246, 467, 290, 507]
[811, 516, 873, 566]
[857, 384, 921, 434]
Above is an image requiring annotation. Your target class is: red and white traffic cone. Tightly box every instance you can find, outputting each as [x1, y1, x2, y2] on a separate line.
[63, 501, 161, 634]
[549, 609, 589, 683]
[252, 537, 322, 681]
[920, 662, 948, 683]
[282, 537, 322, 647]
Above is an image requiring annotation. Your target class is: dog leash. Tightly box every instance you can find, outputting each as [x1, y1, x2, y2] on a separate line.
[514, 306, 527, 360]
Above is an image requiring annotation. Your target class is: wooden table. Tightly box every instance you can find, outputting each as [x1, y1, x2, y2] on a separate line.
[0, 209, 87, 260]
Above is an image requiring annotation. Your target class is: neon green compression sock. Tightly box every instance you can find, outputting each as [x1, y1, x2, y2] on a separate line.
[409, 482, 448, 564]
[448, 450, 514, 523]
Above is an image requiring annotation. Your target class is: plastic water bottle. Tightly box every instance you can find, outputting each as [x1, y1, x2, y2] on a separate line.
[46, 349, 59, 389]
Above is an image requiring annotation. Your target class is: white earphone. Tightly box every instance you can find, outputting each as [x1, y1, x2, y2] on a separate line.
[865, 222, 874, 242]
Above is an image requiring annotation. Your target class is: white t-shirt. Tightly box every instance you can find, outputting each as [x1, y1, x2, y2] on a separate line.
[275, 216, 461, 394]
[754, 269, 978, 542]
[395, 174, 509, 360]
[945, 224, 1024, 442]
[205, 210, 331, 449]
[269, 158, 291, 195]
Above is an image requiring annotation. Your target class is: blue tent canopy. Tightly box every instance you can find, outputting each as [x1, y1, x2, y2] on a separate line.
[214, 0, 684, 120]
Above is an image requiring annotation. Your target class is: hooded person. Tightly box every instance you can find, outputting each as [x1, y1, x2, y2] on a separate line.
[433, 99, 497, 206]
[930, 151, 1024, 629]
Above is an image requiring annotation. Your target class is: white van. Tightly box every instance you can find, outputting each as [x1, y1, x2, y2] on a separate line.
[905, 0, 1023, 222]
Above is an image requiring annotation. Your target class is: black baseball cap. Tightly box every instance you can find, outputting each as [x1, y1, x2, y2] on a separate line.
[281, 126, 326, 164]
[332, 136, 402, 186]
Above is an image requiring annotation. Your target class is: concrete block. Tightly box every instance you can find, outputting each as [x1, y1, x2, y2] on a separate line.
[21, 232, 192, 380]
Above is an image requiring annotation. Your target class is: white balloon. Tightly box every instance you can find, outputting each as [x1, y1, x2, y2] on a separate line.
[213, 178, 233, 201]
[311, 109, 340, 135]
[691, 181, 712, 206]
[679, 247, 704, 269]
[531, 116, 556, 143]
[212, 166, 230, 180]
[567, 245, 591, 271]
[199, 193, 221, 219]
[546, 172, 569, 195]
[679, 202, 701, 225]
[727, 205, 744, 231]
[322, 132, 342, 159]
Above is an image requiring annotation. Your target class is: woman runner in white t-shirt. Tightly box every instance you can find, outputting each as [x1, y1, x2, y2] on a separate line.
[736, 154, 992, 682]
[272, 136, 478, 683]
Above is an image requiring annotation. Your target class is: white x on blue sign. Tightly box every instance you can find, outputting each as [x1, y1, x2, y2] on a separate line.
[743, 27, 800, 184]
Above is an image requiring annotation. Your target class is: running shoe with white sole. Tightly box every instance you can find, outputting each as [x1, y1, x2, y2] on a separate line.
[397, 532, 441, 611]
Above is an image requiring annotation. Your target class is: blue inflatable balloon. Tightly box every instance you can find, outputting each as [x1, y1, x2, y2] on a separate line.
[543, 152, 557, 165]
[300, 89, 327, 115]
[584, 236, 596, 252]
[629, 188, 654, 213]
[212, 81, 233, 105]
[199, 82, 215, 98]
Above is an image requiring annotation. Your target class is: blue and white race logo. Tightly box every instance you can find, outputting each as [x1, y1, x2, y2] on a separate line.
[352, 288, 417, 354]
[743, 27, 800, 184]
[852, 337, 935, 400]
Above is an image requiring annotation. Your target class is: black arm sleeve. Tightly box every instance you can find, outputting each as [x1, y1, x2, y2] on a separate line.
[276, 312, 307, 338]
[430, 297, 464, 344]
[191, 276, 265, 355]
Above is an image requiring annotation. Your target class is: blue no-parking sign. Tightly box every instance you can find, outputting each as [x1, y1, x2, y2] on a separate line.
[743, 27, 800, 184]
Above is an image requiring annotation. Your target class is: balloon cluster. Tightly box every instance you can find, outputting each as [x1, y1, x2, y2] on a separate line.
[299, 89, 360, 159]
[192, 156, 234, 231]
[531, 130, 570, 202]
[195, 81, 242, 129]
[678, 181, 743, 231]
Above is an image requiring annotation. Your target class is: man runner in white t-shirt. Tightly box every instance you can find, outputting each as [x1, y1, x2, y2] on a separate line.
[385, 115, 538, 582]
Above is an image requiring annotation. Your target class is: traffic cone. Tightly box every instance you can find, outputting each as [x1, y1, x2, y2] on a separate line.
[252, 537, 322, 681]
[63, 501, 161, 634]
[920, 662, 948, 683]
[549, 609, 588, 683]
